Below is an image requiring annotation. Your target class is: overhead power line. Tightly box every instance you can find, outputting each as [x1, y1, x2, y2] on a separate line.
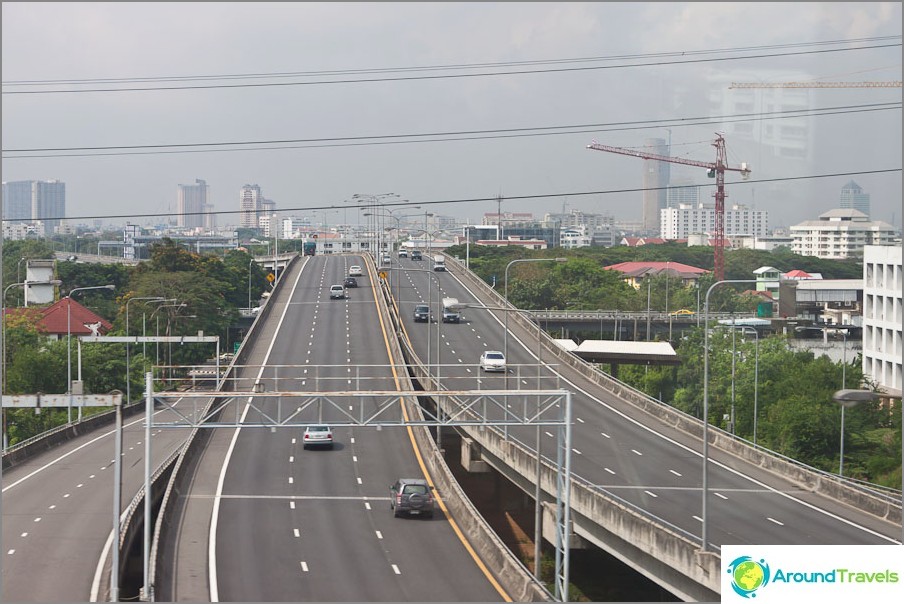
[2, 42, 900, 94]
[5, 35, 899, 87]
[4, 102, 899, 159]
[13, 168, 900, 224]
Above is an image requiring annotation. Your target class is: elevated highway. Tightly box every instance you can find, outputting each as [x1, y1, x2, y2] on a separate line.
[388, 253, 902, 600]
[153, 254, 529, 601]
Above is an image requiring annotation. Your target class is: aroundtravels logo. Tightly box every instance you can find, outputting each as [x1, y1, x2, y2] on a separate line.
[727, 556, 771, 598]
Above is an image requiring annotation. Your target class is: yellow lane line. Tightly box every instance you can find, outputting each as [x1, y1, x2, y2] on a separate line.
[370, 261, 512, 602]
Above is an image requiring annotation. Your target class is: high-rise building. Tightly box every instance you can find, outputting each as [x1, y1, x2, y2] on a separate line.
[177, 179, 209, 228]
[240, 184, 263, 228]
[840, 181, 870, 218]
[32, 180, 65, 233]
[666, 179, 699, 208]
[2, 180, 33, 221]
[642, 138, 670, 233]
[862, 244, 902, 398]
[660, 203, 768, 240]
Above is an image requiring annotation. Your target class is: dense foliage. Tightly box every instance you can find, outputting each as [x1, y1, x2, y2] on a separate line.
[2, 238, 270, 446]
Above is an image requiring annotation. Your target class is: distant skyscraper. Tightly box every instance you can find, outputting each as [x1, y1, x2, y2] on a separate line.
[240, 184, 263, 228]
[642, 138, 670, 233]
[32, 180, 65, 233]
[666, 179, 699, 208]
[177, 179, 209, 228]
[840, 180, 870, 217]
[2, 180, 33, 220]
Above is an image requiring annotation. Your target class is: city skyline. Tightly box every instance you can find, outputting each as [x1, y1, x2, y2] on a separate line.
[2, 3, 901, 231]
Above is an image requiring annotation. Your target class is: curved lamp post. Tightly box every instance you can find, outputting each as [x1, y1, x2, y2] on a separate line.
[125, 297, 165, 405]
[832, 389, 878, 477]
[701, 279, 755, 553]
[504, 258, 566, 369]
[1, 279, 61, 450]
[67, 284, 116, 423]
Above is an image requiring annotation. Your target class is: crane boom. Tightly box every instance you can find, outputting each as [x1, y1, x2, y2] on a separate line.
[587, 134, 750, 281]
[729, 81, 901, 89]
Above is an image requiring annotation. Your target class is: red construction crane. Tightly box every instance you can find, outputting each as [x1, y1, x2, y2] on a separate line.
[587, 133, 751, 281]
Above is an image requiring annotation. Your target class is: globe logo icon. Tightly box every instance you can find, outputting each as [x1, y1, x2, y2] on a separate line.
[727, 556, 770, 598]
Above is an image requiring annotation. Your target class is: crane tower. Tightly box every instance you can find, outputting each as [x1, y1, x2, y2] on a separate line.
[587, 134, 751, 281]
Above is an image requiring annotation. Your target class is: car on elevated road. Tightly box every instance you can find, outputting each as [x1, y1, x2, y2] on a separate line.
[348, 265, 363, 276]
[479, 350, 506, 372]
[390, 478, 434, 518]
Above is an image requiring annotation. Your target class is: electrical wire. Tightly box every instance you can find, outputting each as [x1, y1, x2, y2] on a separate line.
[4, 35, 899, 87]
[4, 102, 899, 158]
[3, 43, 900, 94]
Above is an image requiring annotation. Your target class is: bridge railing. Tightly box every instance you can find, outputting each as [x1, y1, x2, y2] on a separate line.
[443, 252, 902, 522]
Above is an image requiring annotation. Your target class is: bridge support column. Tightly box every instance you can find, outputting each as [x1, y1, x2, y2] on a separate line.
[461, 437, 490, 473]
[541, 501, 588, 549]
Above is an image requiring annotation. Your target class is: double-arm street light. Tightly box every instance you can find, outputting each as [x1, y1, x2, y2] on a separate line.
[125, 297, 165, 405]
[67, 284, 116, 423]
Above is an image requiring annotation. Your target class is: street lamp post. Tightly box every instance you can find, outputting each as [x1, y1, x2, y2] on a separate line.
[1, 279, 61, 450]
[66, 285, 116, 423]
[504, 258, 566, 369]
[126, 297, 165, 405]
[721, 324, 759, 445]
[248, 258, 254, 310]
[833, 389, 878, 478]
[701, 279, 755, 552]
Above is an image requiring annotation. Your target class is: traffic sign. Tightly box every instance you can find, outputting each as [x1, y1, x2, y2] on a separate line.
[267, 272, 275, 282]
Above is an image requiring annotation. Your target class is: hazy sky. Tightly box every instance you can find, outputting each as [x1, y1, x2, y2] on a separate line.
[2, 2, 902, 231]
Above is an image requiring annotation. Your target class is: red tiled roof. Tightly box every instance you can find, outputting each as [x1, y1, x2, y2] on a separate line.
[37, 299, 113, 336]
[784, 269, 812, 278]
[604, 261, 709, 275]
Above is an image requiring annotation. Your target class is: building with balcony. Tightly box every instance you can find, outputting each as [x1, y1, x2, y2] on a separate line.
[790, 209, 898, 259]
[862, 244, 902, 398]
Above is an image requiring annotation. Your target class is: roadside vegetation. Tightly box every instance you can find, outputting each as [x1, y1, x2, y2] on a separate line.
[449, 244, 901, 489]
[2, 237, 271, 446]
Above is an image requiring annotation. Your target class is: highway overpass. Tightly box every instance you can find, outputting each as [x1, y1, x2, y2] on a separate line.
[3, 251, 901, 602]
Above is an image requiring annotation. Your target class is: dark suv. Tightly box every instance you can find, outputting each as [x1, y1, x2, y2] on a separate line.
[389, 478, 435, 518]
[413, 304, 431, 322]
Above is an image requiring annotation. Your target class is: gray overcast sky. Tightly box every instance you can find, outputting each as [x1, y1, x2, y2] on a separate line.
[2, 2, 902, 231]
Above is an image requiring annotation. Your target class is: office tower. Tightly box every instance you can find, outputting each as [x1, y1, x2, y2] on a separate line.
[240, 184, 263, 228]
[177, 179, 209, 228]
[32, 180, 65, 233]
[2, 180, 33, 220]
[642, 138, 670, 233]
[840, 181, 870, 218]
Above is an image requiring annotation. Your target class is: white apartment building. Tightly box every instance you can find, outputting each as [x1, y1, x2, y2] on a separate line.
[660, 203, 768, 240]
[791, 209, 898, 259]
[862, 244, 902, 398]
[240, 184, 264, 228]
[560, 227, 593, 249]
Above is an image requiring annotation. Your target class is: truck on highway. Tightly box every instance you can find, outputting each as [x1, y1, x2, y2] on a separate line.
[432, 255, 446, 271]
[441, 297, 461, 323]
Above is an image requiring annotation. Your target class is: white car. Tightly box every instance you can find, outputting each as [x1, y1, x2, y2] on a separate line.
[479, 350, 507, 372]
[303, 425, 333, 450]
[348, 265, 363, 277]
[329, 284, 346, 299]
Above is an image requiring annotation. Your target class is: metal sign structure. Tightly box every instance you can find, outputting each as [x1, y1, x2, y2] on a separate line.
[144, 375, 574, 602]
